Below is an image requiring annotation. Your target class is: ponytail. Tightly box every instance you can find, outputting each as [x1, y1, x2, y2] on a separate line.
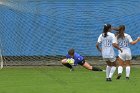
[117, 25, 125, 39]
[102, 24, 111, 37]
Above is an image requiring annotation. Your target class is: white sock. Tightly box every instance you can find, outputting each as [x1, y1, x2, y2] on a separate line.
[126, 66, 130, 77]
[106, 66, 111, 78]
[118, 66, 123, 74]
[109, 66, 116, 78]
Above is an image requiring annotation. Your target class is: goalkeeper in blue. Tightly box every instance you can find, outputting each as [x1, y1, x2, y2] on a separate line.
[61, 48, 103, 72]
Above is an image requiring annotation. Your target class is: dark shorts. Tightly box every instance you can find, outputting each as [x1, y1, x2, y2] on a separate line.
[77, 59, 85, 66]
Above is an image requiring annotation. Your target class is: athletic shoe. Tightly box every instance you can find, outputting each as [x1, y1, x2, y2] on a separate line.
[108, 78, 112, 81]
[116, 73, 122, 79]
[126, 77, 129, 80]
[70, 68, 74, 71]
[106, 78, 109, 81]
[106, 78, 112, 82]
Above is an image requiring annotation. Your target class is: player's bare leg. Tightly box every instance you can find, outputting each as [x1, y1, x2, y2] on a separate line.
[108, 61, 116, 81]
[106, 61, 111, 81]
[125, 60, 131, 79]
[117, 57, 124, 79]
[82, 62, 102, 71]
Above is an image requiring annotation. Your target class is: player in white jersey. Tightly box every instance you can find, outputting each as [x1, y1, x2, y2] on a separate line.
[96, 24, 122, 81]
[114, 25, 140, 80]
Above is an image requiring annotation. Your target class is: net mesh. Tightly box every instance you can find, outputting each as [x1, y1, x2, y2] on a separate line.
[0, 0, 140, 66]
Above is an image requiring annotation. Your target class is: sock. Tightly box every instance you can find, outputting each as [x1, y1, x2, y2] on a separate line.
[106, 66, 111, 78]
[62, 63, 73, 69]
[92, 66, 102, 71]
[126, 66, 130, 77]
[109, 66, 116, 78]
[118, 66, 123, 74]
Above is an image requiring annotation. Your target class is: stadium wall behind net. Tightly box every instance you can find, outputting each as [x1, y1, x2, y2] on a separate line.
[0, 0, 140, 66]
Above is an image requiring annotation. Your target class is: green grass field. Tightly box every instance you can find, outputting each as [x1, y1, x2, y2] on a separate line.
[0, 66, 140, 93]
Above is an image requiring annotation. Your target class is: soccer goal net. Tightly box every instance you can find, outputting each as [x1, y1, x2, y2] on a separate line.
[0, 0, 140, 67]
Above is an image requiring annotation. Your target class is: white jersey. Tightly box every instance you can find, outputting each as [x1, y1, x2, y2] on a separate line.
[97, 32, 117, 58]
[117, 33, 133, 61]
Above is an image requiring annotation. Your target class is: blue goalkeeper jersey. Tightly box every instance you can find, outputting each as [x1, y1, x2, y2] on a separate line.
[66, 52, 84, 65]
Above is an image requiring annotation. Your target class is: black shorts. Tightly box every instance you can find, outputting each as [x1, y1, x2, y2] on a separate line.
[77, 59, 85, 66]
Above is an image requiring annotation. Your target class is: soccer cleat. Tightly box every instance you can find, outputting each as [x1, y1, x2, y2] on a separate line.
[116, 73, 122, 79]
[106, 78, 112, 82]
[92, 67, 103, 71]
[106, 78, 109, 81]
[70, 68, 74, 72]
[126, 77, 129, 80]
[108, 78, 112, 81]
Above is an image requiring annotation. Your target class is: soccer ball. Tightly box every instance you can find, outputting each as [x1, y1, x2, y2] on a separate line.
[67, 58, 74, 64]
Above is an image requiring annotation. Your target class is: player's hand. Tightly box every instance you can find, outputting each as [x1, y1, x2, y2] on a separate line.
[111, 27, 119, 31]
[138, 37, 140, 41]
[120, 49, 123, 53]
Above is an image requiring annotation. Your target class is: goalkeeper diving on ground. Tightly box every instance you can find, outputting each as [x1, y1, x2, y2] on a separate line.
[61, 48, 103, 72]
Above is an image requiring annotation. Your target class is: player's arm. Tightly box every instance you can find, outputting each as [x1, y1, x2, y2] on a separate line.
[96, 42, 102, 52]
[112, 43, 122, 52]
[112, 35, 123, 52]
[130, 37, 140, 45]
[96, 34, 102, 52]
[112, 27, 120, 36]
[112, 27, 119, 31]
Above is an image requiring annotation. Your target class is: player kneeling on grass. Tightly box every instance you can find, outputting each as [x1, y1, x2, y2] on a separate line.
[61, 48, 103, 72]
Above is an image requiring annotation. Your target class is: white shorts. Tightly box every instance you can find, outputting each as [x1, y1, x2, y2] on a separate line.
[103, 58, 116, 62]
[118, 48, 132, 61]
[119, 52, 132, 61]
